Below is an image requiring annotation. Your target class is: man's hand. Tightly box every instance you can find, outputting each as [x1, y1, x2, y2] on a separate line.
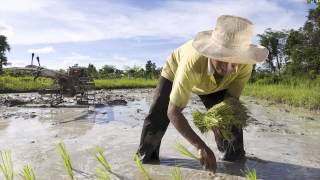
[167, 102, 217, 173]
[198, 145, 217, 173]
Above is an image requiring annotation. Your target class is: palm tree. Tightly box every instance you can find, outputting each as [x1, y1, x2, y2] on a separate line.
[0, 35, 11, 74]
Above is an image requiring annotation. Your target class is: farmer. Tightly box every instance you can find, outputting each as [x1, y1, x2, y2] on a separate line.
[136, 15, 268, 172]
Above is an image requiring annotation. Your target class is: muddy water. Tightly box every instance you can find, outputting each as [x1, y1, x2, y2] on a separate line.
[0, 89, 319, 180]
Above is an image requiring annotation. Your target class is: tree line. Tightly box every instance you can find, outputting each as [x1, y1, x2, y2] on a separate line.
[252, 4, 320, 83]
[86, 60, 161, 79]
[0, 35, 161, 79]
[1, 1, 319, 81]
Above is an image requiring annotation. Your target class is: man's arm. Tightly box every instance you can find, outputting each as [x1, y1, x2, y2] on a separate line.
[167, 102, 217, 173]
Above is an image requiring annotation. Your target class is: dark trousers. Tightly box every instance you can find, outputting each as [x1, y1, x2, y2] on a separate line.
[137, 76, 244, 162]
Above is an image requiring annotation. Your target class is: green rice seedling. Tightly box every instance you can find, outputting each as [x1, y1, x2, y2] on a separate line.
[19, 165, 36, 180]
[95, 167, 110, 180]
[133, 154, 151, 180]
[192, 97, 249, 143]
[0, 151, 14, 180]
[171, 167, 183, 180]
[56, 142, 74, 180]
[243, 168, 257, 180]
[91, 146, 112, 173]
[175, 140, 199, 161]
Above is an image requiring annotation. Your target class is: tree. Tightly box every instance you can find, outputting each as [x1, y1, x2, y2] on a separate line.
[124, 65, 144, 78]
[145, 60, 157, 79]
[99, 64, 116, 78]
[258, 29, 288, 76]
[284, 5, 320, 78]
[0, 35, 10, 74]
[307, 0, 320, 6]
[58, 69, 67, 74]
[87, 63, 98, 78]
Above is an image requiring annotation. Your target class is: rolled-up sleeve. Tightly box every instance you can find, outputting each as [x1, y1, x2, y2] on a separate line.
[161, 52, 177, 81]
[227, 64, 253, 98]
[169, 61, 196, 108]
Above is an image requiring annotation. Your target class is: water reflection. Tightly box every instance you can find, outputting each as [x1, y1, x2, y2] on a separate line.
[86, 99, 149, 124]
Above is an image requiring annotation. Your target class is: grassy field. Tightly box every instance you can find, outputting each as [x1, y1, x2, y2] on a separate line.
[0, 76, 158, 92]
[244, 83, 320, 110]
[94, 78, 157, 89]
[1, 75, 319, 110]
[0, 75, 54, 93]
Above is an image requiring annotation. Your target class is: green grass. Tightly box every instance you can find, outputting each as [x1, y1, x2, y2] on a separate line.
[0, 151, 14, 180]
[244, 83, 320, 110]
[56, 143, 74, 180]
[1, 74, 319, 110]
[0, 75, 53, 92]
[19, 165, 36, 180]
[0, 76, 157, 92]
[94, 78, 157, 89]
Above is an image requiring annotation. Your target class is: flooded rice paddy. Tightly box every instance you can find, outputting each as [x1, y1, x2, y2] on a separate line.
[0, 89, 319, 179]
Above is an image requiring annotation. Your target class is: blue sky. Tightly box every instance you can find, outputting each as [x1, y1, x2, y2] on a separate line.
[0, 0, 315, 70]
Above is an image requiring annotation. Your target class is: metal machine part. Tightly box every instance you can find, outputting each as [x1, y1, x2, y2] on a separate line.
[6, 54, 95, 106]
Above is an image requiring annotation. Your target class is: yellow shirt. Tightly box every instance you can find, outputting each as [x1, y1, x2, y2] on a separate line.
[161, 40, 253, 108]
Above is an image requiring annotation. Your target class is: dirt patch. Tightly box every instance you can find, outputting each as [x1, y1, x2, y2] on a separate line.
[0, 89, 151, 107]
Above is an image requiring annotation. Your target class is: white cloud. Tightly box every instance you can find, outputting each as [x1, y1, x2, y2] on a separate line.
[54, 52, 144, 70]
[0, 24, 7, 31]
[5, 59, 28, 67]
[290, 0, 308, 4]
[107, 55, 146, 70]
[0, 0, 49, 13]
[0, 23, 14, 37]
[27, 46, 55, 54]
[0, 0, 310, 45]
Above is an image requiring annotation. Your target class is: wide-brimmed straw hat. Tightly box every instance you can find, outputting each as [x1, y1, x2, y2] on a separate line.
[192, 15, 269, 64]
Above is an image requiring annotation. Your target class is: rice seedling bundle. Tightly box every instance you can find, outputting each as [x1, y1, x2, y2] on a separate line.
[192, 97, 249, 143]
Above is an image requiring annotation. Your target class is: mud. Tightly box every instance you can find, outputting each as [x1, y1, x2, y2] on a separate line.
[0, 89, 319, 180]
[0, 89, 139, 107]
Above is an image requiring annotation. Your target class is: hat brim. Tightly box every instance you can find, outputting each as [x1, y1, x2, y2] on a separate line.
[192, 30, 269, 64]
